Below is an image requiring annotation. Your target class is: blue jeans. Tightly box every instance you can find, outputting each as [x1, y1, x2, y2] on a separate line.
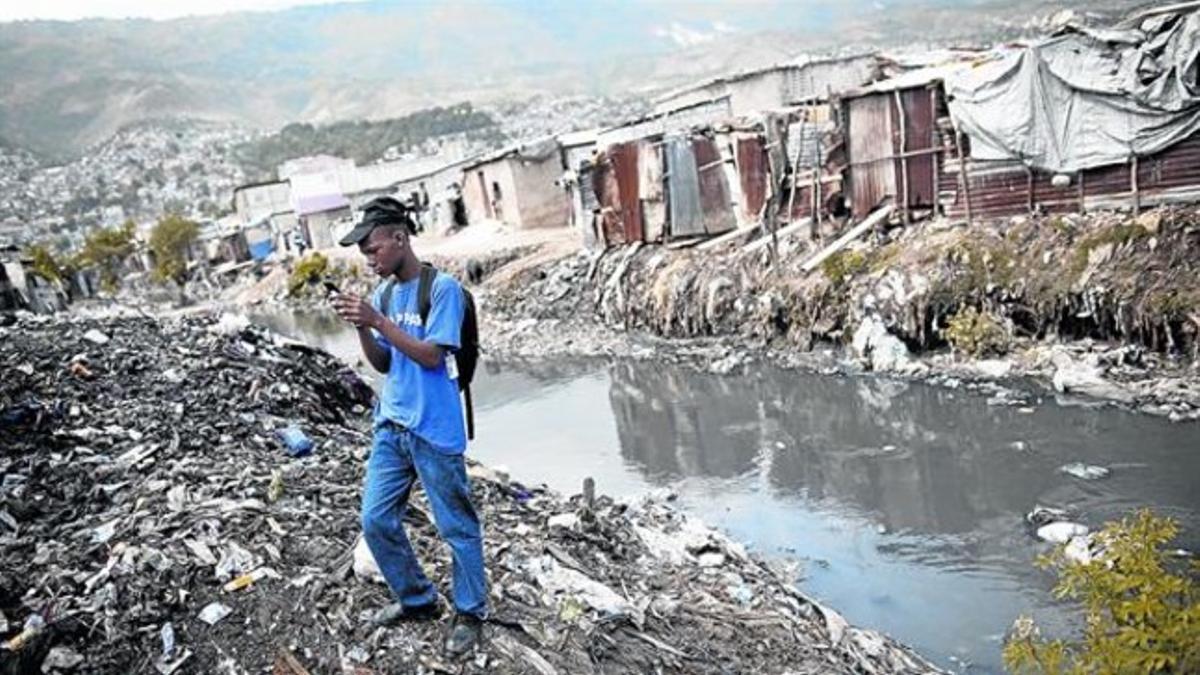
[361, 423, 487, 618]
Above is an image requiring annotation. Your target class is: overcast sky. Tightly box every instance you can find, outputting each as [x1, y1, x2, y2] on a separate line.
[0, 0, 360, 22]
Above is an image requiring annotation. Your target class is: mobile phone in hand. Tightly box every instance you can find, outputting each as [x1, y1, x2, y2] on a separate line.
[322, 280, 340, 295]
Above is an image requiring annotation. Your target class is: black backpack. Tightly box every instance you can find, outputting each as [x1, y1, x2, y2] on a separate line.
[380, 263, 480, 439]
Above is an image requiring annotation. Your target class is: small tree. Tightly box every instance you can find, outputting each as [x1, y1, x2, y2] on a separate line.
[1004, 510, 1200, 674]
[76, 221, 136, 291]
[149, 214, 200, 286]
[25, 243, 64, 283]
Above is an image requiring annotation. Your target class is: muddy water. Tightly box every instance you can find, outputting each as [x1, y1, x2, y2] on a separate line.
[253, 309, 1200, 673]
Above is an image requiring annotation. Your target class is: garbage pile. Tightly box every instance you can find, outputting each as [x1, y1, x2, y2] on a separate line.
[1, 312, 937, 674]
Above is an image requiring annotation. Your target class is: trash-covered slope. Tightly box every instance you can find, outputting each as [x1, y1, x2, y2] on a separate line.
[1, 313, 937, 674]
[479, 208, 1200, 417]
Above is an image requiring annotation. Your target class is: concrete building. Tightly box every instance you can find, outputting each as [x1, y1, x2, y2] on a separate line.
[460, 138, 569, 230]
[232, 180, 292, 225]
[297, 194, 352, 250]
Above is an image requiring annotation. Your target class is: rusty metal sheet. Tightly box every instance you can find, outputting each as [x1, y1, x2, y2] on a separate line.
[896, 87, 936, 209]
[736, 135, 769, 222]
[692, 137, 736, 235]
[846, 92, 897, 218]
[946, 131, 1200, 219]
[609, 141, 644, 243]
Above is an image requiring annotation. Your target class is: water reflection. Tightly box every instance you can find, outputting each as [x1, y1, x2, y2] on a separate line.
[607, 362, 1197, 539]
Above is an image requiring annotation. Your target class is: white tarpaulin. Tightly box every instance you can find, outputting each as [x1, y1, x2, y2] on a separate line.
[945, 9, 1200, 173]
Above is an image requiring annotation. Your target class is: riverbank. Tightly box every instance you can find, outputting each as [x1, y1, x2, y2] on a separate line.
[0, 313, 939, 674]
[472, 207, 1200, 422]
[195, 205, 1200, 422]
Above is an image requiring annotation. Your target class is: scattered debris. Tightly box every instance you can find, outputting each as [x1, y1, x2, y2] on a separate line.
[1059, 462, 1111, 481]
[1026, 505, 1073, 529]
[0, 313, 938, 673]
[81, 328, 110, 345]
[277, 425, 315, 457]
[40, 646, 84, 672]
[1037, 522, 1090, 544]
[851, 315, 923, 375]
[197, 603, 233, 626]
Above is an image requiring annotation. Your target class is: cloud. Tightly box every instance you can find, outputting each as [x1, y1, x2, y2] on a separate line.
[652, 20, 740, 48]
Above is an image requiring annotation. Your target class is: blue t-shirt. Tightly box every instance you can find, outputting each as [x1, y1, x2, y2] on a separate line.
[369, 271, 467, 454]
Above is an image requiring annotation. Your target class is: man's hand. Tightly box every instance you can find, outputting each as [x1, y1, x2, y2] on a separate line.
[332, 293, 383, 330]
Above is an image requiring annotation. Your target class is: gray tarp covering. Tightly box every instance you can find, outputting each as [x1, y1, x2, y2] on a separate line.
[945, 10, 1200, 173]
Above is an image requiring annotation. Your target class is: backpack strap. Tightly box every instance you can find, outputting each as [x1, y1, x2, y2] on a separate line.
[417, 263, 437, 325]
[463, 385, 475, 441]
[412, 262, 475, 441]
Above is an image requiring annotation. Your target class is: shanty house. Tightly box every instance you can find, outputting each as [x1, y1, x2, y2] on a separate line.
[297, 194, 352, 250]
[939, 9, 1200, 219]
[838, 66, 950, 221]
[461, 139, 569, 229]
[233, 180, 292, 225]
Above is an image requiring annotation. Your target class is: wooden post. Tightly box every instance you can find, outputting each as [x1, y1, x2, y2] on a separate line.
[1131, 155, 1140, 216]
[785, 115, 806, 257]
[786, 118, 804, 223]
[893, 90, 909, 224]
[1026, 166, 1035, 215]
[954, 128, 972, 225]
[813, 112, 824, 238]
[930, 88, 941, 218]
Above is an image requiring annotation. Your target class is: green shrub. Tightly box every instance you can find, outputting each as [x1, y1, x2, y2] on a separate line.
[821, 250, 868, 286]
[945, 306, 1009, 357]
[288, 252, 329, 296]
[1004, 510, 1200, 674]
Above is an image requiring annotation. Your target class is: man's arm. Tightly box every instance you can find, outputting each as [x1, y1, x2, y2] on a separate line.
[333, 293, 445, 370]
[355, 325, 392, 373]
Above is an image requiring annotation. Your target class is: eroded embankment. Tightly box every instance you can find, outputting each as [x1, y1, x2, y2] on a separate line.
[478, 207, 1200, 419]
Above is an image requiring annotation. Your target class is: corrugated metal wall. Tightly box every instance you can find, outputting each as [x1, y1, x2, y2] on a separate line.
[944, 133, 1200, 219]
[736, 136, 769, 222]
[896, 88, 937, 211]
[846, 93, 897, 218]
[844, 86, 939, 219]
[693, 137, 737, 235]
[591, 141, 647, 245]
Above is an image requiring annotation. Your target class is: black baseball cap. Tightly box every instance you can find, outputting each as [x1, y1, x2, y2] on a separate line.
[338, 196, 417, 246]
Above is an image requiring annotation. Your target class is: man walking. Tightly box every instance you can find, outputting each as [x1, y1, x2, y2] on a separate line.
[331, 196, 485, 657]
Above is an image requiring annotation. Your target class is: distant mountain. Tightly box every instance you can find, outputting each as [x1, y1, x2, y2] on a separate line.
[0, 0, 1146, 159]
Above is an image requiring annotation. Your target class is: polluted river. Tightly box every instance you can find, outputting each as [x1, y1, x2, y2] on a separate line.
[252, 309, 1200, 674]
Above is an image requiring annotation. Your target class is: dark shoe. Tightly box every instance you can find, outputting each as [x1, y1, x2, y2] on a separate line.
[371, 599, 442, 627]
[443, 613, 483, 657]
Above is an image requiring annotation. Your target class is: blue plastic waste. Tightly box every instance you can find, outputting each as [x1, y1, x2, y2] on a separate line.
[277, 425, 314, 457]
